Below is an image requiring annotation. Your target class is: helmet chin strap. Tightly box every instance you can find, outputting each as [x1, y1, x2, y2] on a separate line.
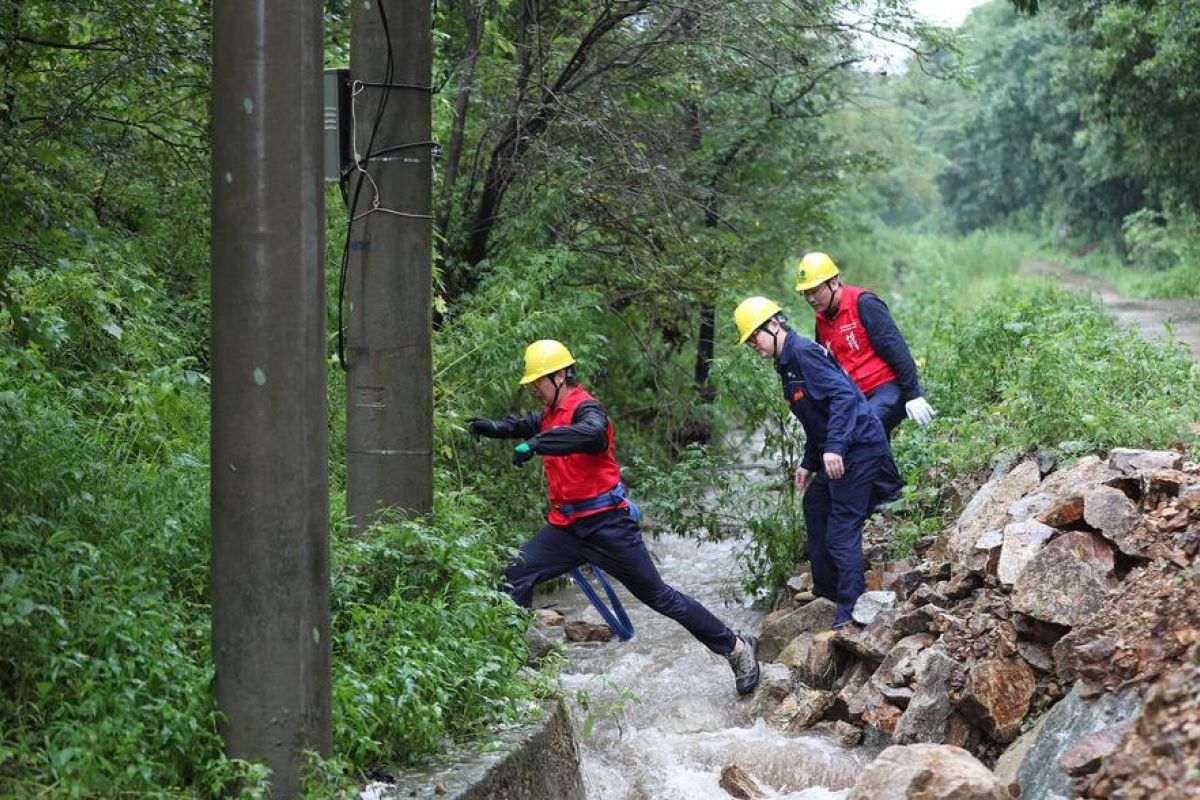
[759, 321, 783, 357]
[823, 281, 841, 319]
[548, 373, 565, 408]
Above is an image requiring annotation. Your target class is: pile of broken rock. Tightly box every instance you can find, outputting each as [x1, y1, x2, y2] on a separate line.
[755, 447, 1200, 799]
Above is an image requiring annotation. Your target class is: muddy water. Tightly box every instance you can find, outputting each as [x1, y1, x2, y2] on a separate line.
[538, 532, 870, 800]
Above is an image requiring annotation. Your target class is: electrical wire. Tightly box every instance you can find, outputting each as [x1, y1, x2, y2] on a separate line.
[336, 0, 396, 371]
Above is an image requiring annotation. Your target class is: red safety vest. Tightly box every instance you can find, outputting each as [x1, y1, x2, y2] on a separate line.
[541, 385, 625, 525]
[815, 285, 898, 395]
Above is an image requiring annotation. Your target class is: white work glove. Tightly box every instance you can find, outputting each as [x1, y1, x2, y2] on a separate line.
[905, 397, 935, 426]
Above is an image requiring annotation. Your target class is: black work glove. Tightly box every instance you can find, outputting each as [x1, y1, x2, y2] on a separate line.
[512, 442, 535, 467]
[467, 417, 500, 440]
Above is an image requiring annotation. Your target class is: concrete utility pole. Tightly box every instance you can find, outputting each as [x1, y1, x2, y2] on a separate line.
[345, 0, 434, 528]
[211, 2, 331, 795]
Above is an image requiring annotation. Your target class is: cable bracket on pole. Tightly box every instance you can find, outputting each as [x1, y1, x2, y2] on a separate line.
[356, 80, 438, 93]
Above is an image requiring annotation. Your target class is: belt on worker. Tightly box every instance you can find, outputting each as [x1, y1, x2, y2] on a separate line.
[555, 480, 641, 521]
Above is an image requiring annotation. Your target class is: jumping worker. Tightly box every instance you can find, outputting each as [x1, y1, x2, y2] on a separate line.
[468, 339, 760, 695]
[793, 252, 934, 436]
[734, 298, 894, 632]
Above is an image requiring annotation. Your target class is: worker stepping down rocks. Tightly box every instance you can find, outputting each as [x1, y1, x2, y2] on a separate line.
[735, 298, 899, 632]
[468, 339, 760, 695]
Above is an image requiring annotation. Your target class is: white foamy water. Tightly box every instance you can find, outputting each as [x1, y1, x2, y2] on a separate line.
[539, 532, 868, 800]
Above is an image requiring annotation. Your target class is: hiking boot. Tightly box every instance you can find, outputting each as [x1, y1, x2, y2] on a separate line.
[725, 634, 760, 696]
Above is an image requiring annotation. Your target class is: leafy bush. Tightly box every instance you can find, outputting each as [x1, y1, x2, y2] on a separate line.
[329, 491, 535, 768]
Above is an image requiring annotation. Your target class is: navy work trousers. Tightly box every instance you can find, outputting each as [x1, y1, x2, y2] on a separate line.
[503, 508, 737, 655]
[803, 449, 889, 628]
[866, 380, 906, 502]
[866, 380, 906, 436]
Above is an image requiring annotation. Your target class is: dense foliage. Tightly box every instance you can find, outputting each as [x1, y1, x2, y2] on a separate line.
[890, 0, 1200, 296]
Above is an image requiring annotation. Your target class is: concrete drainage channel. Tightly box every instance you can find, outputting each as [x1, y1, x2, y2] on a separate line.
[364, 698, 584, 800]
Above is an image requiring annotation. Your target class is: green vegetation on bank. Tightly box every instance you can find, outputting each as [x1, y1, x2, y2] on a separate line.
[643, 231, 1200, 595]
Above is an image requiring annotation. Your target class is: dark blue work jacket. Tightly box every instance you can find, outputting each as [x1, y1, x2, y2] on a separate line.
[774, 330, 889, 473]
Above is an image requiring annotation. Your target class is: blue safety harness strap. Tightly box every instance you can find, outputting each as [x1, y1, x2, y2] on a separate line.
[555, 480, 638, 520]
[570, 565, 635, 640]
[567, 482, 640, 641]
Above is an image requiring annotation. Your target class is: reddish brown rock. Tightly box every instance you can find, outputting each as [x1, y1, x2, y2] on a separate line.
[1037, 494, 1085, 528]
[1017, 640, 1054, 673]
[955, 658, 1037, 743]
[1053, 561, 1199, 695]
[863, 701, 903, 735]
[1085, 660, 1200, 799]
[1142, 468, 1190, 502]
[1011, 531, 1117, 627]
[719, 765, 766, 799]
[564, 620, 613, 642]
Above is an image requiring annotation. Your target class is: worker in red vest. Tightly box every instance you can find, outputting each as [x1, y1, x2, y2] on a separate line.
[794, 252, 935, 436]
[468, 340, 760, 696]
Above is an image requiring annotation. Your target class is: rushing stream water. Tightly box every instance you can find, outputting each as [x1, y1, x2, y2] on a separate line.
[538, 530, 871, 799]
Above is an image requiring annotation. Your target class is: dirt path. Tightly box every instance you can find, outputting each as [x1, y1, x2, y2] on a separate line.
[1023, 260, 1200, 362]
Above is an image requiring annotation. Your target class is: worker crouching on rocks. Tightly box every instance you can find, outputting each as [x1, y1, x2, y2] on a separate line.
[734, 298, 895, 632]
[468, 339, 760, 695]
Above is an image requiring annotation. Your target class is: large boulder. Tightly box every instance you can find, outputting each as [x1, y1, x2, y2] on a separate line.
[944, 459, 1042, 568]
[955, 658, 1037, 743]
[1037, 454, 1121, 497]
[1108, 447, 1182, 476]
[1088, 660, 1200, 798]
[1083, 486, 1142, 556]
[766, 685, 835, 733]
[993, 712, 1049, 798]
[847, 744, 1009, 800]
[757, 599, 836, 661]
[893, 647, 960, 745]
[1012, 681, 1142, 800]
[1011, 531, 1117, 627]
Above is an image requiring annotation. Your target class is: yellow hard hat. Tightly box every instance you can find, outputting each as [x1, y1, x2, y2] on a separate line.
[794, 252, 839, 292]
[733, 297, 782, 344]
[519, 339, 576, 384]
